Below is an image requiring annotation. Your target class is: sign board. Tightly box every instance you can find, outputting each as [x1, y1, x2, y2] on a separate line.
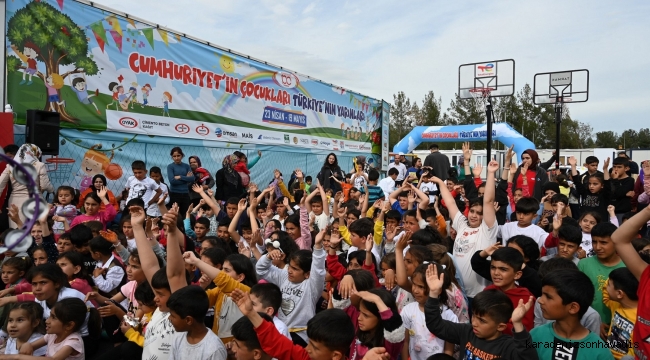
[475, 63, 497, 78]
[5, 0, 381, 153]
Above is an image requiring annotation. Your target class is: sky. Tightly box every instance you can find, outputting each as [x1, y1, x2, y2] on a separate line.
[94, 0, 650, 133]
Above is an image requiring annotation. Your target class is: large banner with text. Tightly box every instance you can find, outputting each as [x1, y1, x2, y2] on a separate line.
[5, 0, 383, 153]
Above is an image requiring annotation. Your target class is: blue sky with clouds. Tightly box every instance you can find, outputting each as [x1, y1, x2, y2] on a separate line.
[95, 0, 649, 132]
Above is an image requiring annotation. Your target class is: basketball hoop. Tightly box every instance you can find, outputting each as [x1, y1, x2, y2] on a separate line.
[468, 87, 494, 113]
[45, 157, 76, 183]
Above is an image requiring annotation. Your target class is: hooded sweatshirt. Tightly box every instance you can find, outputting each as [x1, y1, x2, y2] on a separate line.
[484, 284, 535, 335]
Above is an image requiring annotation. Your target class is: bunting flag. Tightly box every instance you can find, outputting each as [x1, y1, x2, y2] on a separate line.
[174, 33, 182, 43]
[142, 28, 154, 49]
[157, 29, 169, 46]
[57, 0, 64, 10]
[107, 15, 123, 36]
[126, 18, 136, 29]
[349, 93, 354, 103]
[92, 30, 105, 52]
[89, 21, 108, 52]
[109, 30, 122, 52]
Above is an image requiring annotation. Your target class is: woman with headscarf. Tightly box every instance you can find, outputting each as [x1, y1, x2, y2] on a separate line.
[317, 153, 344, 193]
[77, 174, 118, 212]
[188, 155, 215, 207]
[0, 144, 54, 227]
[511, 149, 554, 201]
[215, 154, 244, 203]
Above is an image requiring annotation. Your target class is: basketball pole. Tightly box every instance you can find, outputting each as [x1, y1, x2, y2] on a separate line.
[486, 95, 493, 161]
[554, 99, 562, 170]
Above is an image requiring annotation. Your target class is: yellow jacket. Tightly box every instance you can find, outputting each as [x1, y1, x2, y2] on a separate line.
[206, 271, 251, 343]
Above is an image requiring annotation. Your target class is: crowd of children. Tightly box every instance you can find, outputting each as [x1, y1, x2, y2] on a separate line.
[0, 143, 648, 360]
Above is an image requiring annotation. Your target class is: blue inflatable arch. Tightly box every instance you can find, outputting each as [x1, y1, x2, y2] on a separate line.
[393, 123, 535, 163]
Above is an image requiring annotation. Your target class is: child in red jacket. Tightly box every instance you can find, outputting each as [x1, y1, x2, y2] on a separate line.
[231, 289, 355, 360]
[471, 246, 535, 334]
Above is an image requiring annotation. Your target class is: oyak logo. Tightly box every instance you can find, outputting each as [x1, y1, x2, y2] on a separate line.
[118, 117, 138, 128]
[477, 63, 494, 72]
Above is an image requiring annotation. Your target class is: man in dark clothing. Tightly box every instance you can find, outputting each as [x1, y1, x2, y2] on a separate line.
[423, 143, 451, 181]
[618, 151, 639, 178]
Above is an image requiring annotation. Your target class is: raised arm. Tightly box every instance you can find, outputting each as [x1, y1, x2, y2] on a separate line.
[129, 206, 160, 285]
[228, 199, 248, 242]
[163, 204, 187, 292]
[483, 161, 499, 228]
[611, 206, 650, 280]
[192, 184, 221, 214]
[433, 176, 459, 220]
[602, 157, 610, 181]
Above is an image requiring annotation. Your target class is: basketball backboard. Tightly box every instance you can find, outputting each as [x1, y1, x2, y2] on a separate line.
[458, 59, 515, 99]
[533, 69, 589, 104]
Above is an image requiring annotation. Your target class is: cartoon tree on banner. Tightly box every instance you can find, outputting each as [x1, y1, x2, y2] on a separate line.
[6, 1, 99, 124]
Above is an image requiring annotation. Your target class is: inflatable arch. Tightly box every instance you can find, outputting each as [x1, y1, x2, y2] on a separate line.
[392, 123, 535, 163]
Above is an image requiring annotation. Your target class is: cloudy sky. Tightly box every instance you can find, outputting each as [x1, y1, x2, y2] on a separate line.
[96, 0, 649, 133]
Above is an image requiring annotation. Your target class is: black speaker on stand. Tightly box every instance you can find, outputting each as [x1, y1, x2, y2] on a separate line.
[25, 110, 60, 156]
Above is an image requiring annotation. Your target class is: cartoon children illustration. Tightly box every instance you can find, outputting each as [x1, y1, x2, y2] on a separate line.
[78, 147, 110, 192]
[107, 82, 123, 110]
[162, 91, 172, 117]
[45, 73, 66, 111]
[11, 43, 39, 85]
[341, 123, 346, 137]
[127, 85, 141, 109]
[141, 84, 152, 105]
[69, 73, 101, 114]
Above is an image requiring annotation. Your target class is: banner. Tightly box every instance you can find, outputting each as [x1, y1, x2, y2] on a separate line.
[5, 0, 383, 153]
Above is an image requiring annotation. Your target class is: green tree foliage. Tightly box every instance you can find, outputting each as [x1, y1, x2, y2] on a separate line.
[7, 1, 98, 123]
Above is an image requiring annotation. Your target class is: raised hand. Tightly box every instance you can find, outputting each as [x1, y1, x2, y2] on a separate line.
[462, 142, 472, 160]
[364, 234, 374, 252]
[505, 144, 514, 162]
[183, 251, 199, 265]
[607, 205, 616, 215]
[192, 183, 204, 194]
[157, 192, 168, 205]
[97, 186, 108, 199]
[336, 206, 346, 219]
[482, 243, 502, 257]
[161, 203, 179, 232]
[383, 269, 396, 290]
[425, 263, 445, 298]
[328, 231, 342, 249]
[238, 199, 247, 212]
[274, 169, 281, 180]
[553, 216, 562, 232]
[129, 206, 146, 226]
[487, 160, 499, 174]
[509, 163, 517, 174]
[395, 230, 411, 252]
[231, 289, 255, 317]
[603, 157, 611, 171]
[314, 227, 326, 248]
[338, 275, 357, 299]
[283, 196, 290, 208]
[206, 189, 215, 198]
[568, 156, 577, 167]
[372, 199, 383, 209]
[472, 163, 483, 178]
[266, 249, 284, 261]
[295, 169, 303, 179]
[511, 296, 535, 324]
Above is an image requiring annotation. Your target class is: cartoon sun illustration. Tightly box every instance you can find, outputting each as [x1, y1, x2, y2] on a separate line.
[220, 55, 235, 74]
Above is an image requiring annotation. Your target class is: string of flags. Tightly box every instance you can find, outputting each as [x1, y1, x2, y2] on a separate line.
[82, 14, 179, 53]
[349, 93, 373, 113]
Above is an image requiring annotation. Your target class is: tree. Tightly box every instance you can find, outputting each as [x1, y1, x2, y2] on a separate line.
[595, 131, 618, 148]
[420, 91, 442, 127]
[6, 1, 98, 123]
[389, 92, 412, 149]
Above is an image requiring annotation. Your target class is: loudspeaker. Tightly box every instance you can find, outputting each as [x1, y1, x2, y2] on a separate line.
[26, 110, 60, 156]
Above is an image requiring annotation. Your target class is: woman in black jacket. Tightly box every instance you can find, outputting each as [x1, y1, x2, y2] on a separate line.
[215, 154, 244, 203]
[317, 153, 344, 193]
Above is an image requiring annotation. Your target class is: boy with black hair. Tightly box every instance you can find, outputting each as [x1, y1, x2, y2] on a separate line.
[533, 257, 602, 334]
[360, 169, 385, 205]
[470, 246, 536, 333]
[532, 269, 611, 360]
[388, 182, 430, 215]
[250, 283, 291, 339]
[346, 218, 381, 264]
[578, 222, 625, 335]
[217, 218, 238, 254]
[231, 314, 275, 360]
[541, 223, 582, 264]
[581, 156, 602, 187]
[126, 160, 162, 208]
[378, 168, 399, 200]
[187, 217, 210, 244]
[610, 157, 635, 224]
[424, 265, 537, 360]
[167, 285, 227, 359]
[499, 197, 548, 248]
[611, 205, 650, 360]
[231, 288, 356, 360]
[603, 268, 639, 359]
[69, 224, 97, 277]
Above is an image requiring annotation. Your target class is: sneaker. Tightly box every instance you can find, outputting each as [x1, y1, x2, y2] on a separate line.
[19, 80, 26, 85]
[26, 80, 33, 85]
